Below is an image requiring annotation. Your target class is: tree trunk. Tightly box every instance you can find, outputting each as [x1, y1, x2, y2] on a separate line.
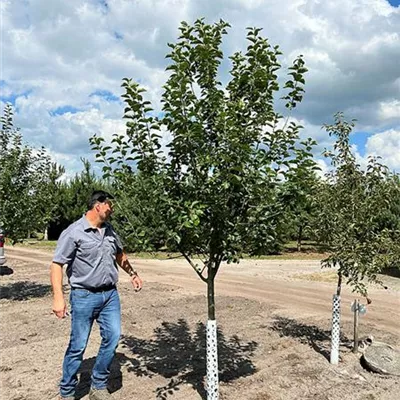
[336, 273, 342, 296]
[207, 268, 216, 320]
[330, 273, 342, 364]
[206, 264, 219, 399]
[297, 225, 303, 252]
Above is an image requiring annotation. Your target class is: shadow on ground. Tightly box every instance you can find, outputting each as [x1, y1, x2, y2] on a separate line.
[75, 356, 123, 399]
[271, 316, 351, 361]
[0, 266, 14, 276]
[101, 318, 259, 399]
[0, 281, 53, 300]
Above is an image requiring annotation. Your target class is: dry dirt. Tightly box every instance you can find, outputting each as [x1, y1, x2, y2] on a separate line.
[1, 246, 399, 400]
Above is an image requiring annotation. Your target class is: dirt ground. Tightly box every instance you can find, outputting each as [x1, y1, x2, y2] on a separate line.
[1, 247, 399, 400]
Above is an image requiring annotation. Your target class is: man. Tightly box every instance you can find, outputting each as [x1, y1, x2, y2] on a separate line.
[50, 190, 143, 400]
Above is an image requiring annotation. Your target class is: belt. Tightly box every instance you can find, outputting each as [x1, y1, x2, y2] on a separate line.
[72, 284, 116, 293]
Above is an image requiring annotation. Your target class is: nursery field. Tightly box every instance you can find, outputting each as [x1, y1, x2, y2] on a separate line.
[1, 247, 399, 400]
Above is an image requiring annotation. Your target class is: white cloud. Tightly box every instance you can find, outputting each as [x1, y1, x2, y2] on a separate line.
[379, 100, 400, 120]
[14, 95, 126, 156]
[2, 0, 400, 176]
[314, 157, 331, 179]
[365, 129, 400, 171]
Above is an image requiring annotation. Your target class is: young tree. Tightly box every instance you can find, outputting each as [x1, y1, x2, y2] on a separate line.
[314, 113, 400, 364]
[0, 105, 64, 243]
[91, 19, 311, 398]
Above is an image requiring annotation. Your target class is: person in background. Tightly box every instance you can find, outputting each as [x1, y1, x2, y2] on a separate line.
[50, 190, 143, 400]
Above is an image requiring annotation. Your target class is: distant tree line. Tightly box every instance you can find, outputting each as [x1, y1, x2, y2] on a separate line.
[1, 103, 399, 261]
[0, 104, 64, 243]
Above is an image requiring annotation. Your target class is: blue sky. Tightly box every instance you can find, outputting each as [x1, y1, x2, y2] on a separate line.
[351, 132, 370, 154]
[1, 0, 400, 176]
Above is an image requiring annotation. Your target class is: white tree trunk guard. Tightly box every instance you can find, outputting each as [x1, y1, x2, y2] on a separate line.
[206, 319, 219, 400]
[330, 294, 341, 364]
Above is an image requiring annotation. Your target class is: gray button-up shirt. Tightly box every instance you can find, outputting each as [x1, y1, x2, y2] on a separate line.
[53, 215, 123, 289]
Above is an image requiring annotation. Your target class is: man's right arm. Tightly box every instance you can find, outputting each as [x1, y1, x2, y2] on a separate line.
[50, 262, 67, 319]
[50, 228, 77, 318]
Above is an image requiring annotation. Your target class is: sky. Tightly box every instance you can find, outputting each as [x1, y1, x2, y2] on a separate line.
[1, 0, 400, 178]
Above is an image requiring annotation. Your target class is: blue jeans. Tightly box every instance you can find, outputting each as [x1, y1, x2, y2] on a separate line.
[60, 288, 121, 398]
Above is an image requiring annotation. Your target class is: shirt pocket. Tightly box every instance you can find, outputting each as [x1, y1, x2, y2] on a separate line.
[77, 240, 99, 265]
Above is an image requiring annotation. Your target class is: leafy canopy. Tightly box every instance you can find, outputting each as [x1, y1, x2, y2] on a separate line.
[91, 19, 314, 279]
[314, 113, 400, 295]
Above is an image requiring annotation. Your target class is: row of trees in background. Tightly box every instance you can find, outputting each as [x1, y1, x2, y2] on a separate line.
[0, 105, 64, 243]
[47, 159, 108, 239]
[1, 108, 399, 259]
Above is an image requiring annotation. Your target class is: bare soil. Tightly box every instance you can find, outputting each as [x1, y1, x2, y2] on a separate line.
[1, 247, 399, 400]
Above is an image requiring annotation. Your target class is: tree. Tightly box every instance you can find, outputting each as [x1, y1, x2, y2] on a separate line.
[314, 113, 400, 364]
[30, 147, 65, 238]
[91, 19, 311, 398]
[279, 138, 320, 251]
[0, 104, 64, 243]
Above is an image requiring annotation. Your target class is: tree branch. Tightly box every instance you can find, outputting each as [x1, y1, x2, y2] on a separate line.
[180, 249, 208, 282]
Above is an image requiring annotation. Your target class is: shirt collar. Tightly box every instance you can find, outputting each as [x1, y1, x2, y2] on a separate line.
[82, 214, 95, 231]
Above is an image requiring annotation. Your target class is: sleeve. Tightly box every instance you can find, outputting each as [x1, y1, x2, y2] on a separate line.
[114, 231, 124, 254]
[108, 223, 124, 254]
[53, 228, 77, 265]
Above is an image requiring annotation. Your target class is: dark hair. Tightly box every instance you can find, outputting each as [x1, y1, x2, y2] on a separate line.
[88, 190, 114, 210]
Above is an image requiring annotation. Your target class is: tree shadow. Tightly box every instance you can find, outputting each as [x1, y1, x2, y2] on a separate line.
[0, 281, 53, 300]
[75, 355, 124, 399]
[0, 265, 14, 276]
[119, 319, 258, 399]
[270, 316, 351, 361]
[382, 267, 400, 278]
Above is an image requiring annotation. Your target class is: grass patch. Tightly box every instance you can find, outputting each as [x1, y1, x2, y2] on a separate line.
[13, 240, 328, 261]
[247, 252, 327, 261]
[130, 252, 326, 261]
[14, 240, 58, 250]
[131, 251, 183, 260]
[293, 270, 338, 283]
